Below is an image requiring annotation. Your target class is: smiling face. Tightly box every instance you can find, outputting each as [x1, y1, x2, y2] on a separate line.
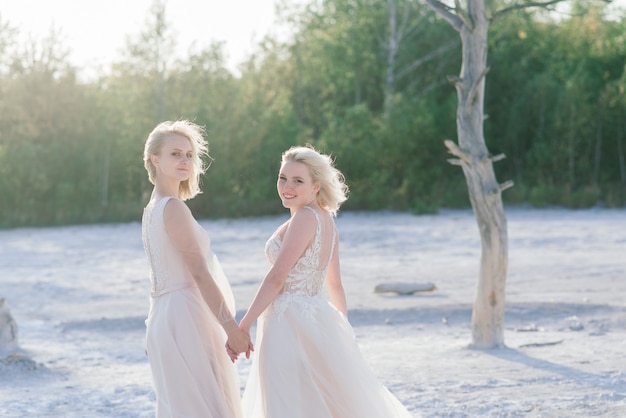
[150, 133, 194, 184]
[277, 160, 320, 213]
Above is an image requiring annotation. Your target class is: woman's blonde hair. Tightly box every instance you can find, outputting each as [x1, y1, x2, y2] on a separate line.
[143, 120, 210, 201]
[281, 145, 349, 216]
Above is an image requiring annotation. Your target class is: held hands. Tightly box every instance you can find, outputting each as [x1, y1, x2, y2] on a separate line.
[225, 327, 253, 363]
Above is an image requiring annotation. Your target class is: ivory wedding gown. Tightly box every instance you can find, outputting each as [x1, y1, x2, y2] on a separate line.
[142, 196, 243, 418]
[241, 206, 413, 418]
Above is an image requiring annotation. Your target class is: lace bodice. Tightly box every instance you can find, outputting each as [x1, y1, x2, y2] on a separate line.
[265, 206, 336, 317]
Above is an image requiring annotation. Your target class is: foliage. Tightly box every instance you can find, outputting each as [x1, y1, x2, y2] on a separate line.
[0, 0, 624, 227]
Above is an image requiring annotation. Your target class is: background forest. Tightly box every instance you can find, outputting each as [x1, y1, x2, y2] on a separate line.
[0, 0, 625, 228]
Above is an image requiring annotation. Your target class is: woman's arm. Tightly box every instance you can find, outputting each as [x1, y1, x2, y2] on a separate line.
[239, 208, 317, 333]
[164, 199, 251, 355]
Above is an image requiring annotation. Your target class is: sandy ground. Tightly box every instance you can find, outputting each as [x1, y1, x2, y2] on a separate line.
[0, 206, 625, 417]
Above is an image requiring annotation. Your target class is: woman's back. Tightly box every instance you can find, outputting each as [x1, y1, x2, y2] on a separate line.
[142, 196, 207, 296]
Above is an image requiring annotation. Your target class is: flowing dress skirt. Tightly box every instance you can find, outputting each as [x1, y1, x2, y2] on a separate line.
[241, 294, 413, 418]
[146, 287, 243, 418]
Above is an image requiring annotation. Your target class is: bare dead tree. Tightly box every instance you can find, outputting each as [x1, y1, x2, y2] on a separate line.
[422, 0, 589, 348]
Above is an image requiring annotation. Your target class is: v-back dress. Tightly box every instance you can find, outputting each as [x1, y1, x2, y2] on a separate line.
[142, 196, 243, 418]
[241, 206, 413, 418]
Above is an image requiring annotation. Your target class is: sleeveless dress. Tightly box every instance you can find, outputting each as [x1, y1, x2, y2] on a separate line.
[241, 206, 413, 418]
[142, 196, 243, 418]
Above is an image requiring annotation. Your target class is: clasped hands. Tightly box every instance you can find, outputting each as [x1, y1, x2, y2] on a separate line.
[225, 325, 253, 363]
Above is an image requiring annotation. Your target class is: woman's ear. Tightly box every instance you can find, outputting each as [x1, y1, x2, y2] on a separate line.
[150, 154, 159, 168]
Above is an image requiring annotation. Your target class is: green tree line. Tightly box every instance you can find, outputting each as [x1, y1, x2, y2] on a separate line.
[0, 0, 624, 228]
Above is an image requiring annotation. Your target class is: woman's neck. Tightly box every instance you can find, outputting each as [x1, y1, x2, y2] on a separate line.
[152, 182, 180, 201]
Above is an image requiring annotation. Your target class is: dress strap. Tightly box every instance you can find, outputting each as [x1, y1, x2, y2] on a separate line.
[302, 205, 320, 222]
[303, 205, 335, 270]
[154, 196, 174, 214]
[302, 206, 322, 240]
[327, 224, 337, 267]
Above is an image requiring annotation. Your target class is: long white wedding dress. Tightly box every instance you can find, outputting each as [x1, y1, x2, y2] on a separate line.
[142, 196, 243, 418]
[241, 206, 413, 418]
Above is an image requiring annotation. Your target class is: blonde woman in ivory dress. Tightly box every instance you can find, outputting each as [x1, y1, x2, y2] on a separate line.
[142, 120, 252, 418]
[234, 146, 413, 417]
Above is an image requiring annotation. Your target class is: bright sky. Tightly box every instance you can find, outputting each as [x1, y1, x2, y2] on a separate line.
[0, 0, 293, 78]
[0, 0, 624, 80]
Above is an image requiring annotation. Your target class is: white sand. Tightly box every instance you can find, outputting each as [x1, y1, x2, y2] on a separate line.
[0, 207, 625, 417]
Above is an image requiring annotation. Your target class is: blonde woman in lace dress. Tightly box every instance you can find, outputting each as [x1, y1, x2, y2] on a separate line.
[235, 146, 413, 418]
[142, 120, 252, 418]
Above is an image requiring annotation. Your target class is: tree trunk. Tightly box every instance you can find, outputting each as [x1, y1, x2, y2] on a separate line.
[427, 0, 512, 348]
[100, 133, 111, 207]
[593, 121, 602, 186]
[618, 122, 625, 185]
[384, 0, 398, 118]
[568, 104, 576, 186]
